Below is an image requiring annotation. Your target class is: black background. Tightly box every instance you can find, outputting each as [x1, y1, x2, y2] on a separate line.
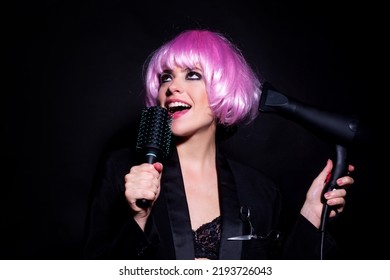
[3, 0, 384, 259]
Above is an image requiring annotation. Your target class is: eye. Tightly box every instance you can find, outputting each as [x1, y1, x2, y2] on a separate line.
[186, 71, 202, 80]
[159, 73, 172, 83]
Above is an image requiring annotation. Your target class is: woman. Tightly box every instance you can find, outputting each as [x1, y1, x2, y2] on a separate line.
[83, 29, 354, 260]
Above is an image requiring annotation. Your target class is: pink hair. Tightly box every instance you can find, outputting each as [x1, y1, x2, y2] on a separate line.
[143, 29, 262, 126]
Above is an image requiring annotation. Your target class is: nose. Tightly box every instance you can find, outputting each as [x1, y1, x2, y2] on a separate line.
[166, 77, 183, 96]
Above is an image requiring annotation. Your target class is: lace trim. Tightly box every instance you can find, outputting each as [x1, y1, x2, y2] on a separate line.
[192, 216, 221, 260]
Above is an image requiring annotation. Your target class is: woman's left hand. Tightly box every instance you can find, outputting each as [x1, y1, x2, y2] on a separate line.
[300, 159, 355, 229]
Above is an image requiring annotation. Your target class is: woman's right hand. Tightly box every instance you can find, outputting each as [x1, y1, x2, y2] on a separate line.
[124, 162, 163, 230]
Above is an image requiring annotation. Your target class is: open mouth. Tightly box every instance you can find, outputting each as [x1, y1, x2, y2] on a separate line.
[167, 101, 192, 114]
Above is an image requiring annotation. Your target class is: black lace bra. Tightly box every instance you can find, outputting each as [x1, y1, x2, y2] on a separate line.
[192, 216, 221, 260]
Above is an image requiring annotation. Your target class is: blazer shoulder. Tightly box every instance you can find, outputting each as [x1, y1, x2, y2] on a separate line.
[100, 148, 139, 169]
[226, 157, 277, 186]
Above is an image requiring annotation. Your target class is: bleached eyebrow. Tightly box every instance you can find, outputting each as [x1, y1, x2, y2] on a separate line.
[186, 67, 202, 72]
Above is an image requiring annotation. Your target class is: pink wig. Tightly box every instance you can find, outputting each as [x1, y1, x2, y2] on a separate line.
[143, 29, 262, 126]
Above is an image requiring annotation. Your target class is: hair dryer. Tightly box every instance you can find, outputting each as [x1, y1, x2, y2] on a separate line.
[258, 83, 361, 251]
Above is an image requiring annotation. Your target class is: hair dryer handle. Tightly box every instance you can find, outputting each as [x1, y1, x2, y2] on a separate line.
[320, 144, 348, 232]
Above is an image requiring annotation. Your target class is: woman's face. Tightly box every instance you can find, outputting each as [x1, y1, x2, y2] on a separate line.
[157, 66, 215, 138]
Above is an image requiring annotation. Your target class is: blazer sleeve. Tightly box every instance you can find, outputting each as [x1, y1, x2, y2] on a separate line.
[282, 214, 338, 259]
[82, 149, 160, 259]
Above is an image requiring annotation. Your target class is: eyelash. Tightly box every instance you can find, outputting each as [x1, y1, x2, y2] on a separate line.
[159, 71, 202, 83]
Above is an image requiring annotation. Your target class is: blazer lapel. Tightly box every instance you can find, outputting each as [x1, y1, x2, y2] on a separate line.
[217, 153, 243, 260]
[161, 148, 195, 259]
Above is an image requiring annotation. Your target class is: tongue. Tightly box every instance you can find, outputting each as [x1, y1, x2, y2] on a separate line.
[170, 108, 189, 119]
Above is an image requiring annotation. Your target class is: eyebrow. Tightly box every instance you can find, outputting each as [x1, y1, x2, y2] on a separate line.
[162, 67, 202, 74]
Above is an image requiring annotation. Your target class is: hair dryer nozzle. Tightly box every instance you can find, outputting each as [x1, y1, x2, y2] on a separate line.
[259, 83, 359, 147]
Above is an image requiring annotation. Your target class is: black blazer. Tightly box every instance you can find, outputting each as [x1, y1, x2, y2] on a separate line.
[83, 147, 336, 260]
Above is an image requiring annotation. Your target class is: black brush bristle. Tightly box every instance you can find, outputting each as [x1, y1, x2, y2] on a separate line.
[136, 106, 172, 163]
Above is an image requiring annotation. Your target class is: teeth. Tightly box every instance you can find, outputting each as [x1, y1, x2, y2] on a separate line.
[167, 102, 191, 109]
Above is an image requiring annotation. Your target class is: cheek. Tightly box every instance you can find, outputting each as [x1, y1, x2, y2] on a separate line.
[200, 93, 212, 113]
[194, 85, 209, 103]
[157, 88, 167, 104]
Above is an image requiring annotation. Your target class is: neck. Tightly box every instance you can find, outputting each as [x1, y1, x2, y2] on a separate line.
[176, 126, 216, 170]
[177, 137, 216, 166]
